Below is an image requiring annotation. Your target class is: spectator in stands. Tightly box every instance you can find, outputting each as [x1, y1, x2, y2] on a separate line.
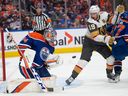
[10, 16, 21, 30]
[22, 16, 32, 30]
[90, 0, 98, 5]
[0, 0, 116, 30]
[100, 0, 113, 13]
[0, 0, 20, 30]
[59, 14, 73, 28]
[48, 3, 65, 28]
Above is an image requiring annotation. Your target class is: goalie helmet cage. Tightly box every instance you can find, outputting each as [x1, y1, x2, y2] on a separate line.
[0, 27, 6, 81]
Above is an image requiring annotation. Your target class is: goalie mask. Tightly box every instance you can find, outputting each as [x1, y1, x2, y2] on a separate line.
[44, 28, 57, 43]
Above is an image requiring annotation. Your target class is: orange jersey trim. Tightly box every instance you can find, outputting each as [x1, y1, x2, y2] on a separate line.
[28, 32, 46, 42]
[11, 82, 30, 93]
[115, 24, 125, 36]
[120, 18, 128, 23]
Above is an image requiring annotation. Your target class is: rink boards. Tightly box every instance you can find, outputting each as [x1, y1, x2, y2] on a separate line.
[1, 28, 87, 58]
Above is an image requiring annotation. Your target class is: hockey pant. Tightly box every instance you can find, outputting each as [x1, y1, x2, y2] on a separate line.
[19, 63, 51, 79]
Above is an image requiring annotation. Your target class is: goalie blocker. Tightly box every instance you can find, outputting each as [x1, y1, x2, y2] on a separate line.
[6, 75, 64, 93]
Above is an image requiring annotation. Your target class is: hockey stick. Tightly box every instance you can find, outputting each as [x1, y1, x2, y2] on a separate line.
[5, 28, 48, 92]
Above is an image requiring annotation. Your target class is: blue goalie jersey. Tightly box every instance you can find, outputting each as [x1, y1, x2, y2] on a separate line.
[19, 32, 55, 67]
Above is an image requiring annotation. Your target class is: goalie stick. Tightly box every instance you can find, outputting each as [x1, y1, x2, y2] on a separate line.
[5, 28, 48, 92]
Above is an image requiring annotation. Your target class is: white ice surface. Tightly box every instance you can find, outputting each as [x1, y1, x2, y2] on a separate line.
[1, 52, 128, 96]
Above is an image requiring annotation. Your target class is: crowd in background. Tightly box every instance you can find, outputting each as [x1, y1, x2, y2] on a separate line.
[0, 0, 21, 30]
[0, 0, 117, 30]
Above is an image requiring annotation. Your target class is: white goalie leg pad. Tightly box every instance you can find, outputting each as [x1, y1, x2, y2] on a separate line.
[42, 75, 63, 92]
[106, 55, 115, 65]
[76, 59, 88, 69]
[6, 79, 41, 93]
[6, 75, 62, 93]
[46, 54, 63, 68]
[42, 75, 56, 88]
[20, 48, 36, 67]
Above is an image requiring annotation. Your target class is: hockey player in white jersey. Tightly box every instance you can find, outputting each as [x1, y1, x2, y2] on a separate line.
[65, 5, 116, 85]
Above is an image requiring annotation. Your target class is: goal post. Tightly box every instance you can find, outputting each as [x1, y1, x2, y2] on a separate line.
[0, 27, 6, 81]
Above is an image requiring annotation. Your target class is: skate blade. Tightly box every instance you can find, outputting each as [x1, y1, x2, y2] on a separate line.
[108, 78, 120, 83]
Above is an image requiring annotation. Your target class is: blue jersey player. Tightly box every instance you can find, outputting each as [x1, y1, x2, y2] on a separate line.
[112, 11, 128, 61]
[107, 11, 128, 82]
[18, 28, 57, 78]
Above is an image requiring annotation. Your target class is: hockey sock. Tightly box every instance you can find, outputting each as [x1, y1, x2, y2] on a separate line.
[66, 60, 87, 85]
[106, 63, 113, 70]
[71, 65, 83, 79]
[114, 60, 122, 75]
[66, 65, 83, 85]
[106, 64, 114, 79]
[70, 59, 88, 79]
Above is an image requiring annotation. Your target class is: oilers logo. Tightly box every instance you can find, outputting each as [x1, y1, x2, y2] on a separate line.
[40, 47, 50, 61]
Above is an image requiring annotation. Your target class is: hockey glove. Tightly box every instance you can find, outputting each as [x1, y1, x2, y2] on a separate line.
[46, 54, 63, 68]
[116, 5, 125, 14]
[104, 36, 115, 45]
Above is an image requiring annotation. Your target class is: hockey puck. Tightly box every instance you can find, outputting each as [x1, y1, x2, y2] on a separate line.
[72, 56, 76, 58]
[62, 87, 64, 91]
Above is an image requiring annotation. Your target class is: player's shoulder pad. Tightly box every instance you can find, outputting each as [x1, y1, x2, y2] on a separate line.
[28, 32, 46, 42]
[100, 11, 109, 22]
[87, 17, 99, 27]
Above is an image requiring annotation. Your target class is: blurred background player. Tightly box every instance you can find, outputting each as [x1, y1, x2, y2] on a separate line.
[32, 7, 52, 35]
[65, 5, 116, 85]
[18, 28, 58, 79]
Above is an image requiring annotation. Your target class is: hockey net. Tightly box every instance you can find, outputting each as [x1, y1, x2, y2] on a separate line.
[0, 27, 6, 81]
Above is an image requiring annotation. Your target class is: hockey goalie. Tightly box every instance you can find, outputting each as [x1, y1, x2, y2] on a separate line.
[6, 28, 63, 93]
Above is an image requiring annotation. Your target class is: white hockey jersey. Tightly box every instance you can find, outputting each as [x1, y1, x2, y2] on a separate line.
[86, 11, 109, 37]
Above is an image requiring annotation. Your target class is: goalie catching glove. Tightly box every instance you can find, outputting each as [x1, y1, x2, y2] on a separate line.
[45, 54, 63, 68]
